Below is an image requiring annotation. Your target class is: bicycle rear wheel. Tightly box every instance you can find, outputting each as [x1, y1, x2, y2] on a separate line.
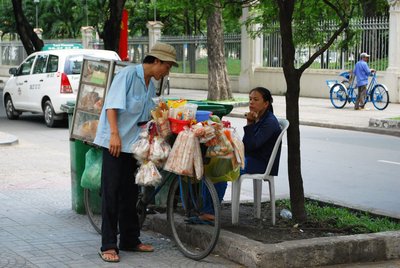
[167, 176, 220, 260]
[330, 83, 347, 108]
[84, 188, 102, 234]
[371, 84, 389, 110]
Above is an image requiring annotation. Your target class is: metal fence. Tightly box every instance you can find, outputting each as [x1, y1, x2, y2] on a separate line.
[1, 17, 388, 73]
[0, 39, 82, 66]
[263, 17, 389, 71]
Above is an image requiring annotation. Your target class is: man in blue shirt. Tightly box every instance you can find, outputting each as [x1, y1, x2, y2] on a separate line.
[94, 43, 178, 263]
[353, 52, 375, 110]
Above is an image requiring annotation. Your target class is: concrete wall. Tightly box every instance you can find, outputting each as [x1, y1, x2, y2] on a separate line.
[169, 68, 399, 103]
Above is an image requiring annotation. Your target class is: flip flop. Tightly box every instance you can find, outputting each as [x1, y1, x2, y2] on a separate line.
[98, 250, 120, 263]
[185, 216, 214, 225]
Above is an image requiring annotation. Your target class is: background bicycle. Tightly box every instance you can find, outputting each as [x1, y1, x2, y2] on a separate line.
[327, 71, 389, 110]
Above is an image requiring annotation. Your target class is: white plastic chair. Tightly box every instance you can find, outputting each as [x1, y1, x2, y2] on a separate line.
[231, 118, 289, 225]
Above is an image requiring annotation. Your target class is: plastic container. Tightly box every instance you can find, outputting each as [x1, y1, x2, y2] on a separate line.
[168, 118, 191, 134]
[61, 101, 93, 214]
[196, 110, 212, 122]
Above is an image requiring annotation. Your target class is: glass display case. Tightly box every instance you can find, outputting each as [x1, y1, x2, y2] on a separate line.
[70, 57, 129, 145]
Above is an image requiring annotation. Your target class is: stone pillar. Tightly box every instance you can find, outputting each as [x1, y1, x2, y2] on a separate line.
[80, 26, 95, 49]
[146, 21, 164, 50]
[33, 28, 43, 39]
[387, 0, 400, 72]
[385, 0, 400, 102]
[238, 7, 263, 93]
[0, 30, 3, 66]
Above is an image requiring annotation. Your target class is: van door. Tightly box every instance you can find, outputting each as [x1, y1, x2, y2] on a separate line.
[28, 54, 49, 112]
[12, 55, 36, 110]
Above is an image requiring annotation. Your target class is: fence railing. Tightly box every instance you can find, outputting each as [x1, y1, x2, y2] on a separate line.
[263, 17, 389, 71]
[1, 16, 388, 74]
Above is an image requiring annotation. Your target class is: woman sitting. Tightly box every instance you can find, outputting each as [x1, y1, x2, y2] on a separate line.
[198, 87, 281, 223]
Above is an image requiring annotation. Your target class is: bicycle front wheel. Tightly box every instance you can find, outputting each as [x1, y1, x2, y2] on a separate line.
[84, 188, 102, 234]
[167, 176, 220, 260]
[330, 83, 347, 108]
[371, 84, 389, 110]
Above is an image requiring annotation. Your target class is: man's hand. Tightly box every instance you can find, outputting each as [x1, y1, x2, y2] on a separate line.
[109, 132, 121, 157]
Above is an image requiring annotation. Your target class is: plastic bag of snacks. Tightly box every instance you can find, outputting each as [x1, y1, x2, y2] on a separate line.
[149, 136, 171, 168]
[192, 123, 216, 143]
[131, 130, 150, 163]
[205, 125, 234, 158]
[135, 161, 162, 186]
[164, 129, 197, 178]
[151, 100, 171, 139]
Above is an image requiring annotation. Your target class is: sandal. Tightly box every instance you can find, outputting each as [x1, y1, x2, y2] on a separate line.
[120, 243, 154, 252]
[98, 249, 120, 263]
[185, 216, 214, 225]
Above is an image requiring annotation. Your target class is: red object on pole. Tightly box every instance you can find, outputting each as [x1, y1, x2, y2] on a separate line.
[119, 9, 129, 61]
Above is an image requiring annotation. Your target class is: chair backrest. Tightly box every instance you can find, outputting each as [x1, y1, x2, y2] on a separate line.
[262, 118, 289, 177]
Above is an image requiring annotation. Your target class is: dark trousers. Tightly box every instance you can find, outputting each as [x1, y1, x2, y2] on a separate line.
[100, 148, 141, 252]
[355, 85, 367, 109]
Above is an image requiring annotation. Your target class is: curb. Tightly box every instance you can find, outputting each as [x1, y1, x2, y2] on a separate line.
[146, 214, 400, 268]
[0, 131, 18, 146]
[227, 112, 400, 137]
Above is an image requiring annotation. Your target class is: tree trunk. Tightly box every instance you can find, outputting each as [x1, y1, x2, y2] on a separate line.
[11, 0, 43, 55]
[100, 0, 126, 52]
[206, 1, 232, 101]
[276, 0, 307, 222]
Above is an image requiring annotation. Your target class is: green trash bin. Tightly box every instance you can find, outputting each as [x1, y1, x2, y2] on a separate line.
[188, 100, 233, 119]
[61, 101, 93, 214]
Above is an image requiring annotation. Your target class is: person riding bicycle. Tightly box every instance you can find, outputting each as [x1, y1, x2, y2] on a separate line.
[353, 52, 375, 110]
[93, 42, 178, 263]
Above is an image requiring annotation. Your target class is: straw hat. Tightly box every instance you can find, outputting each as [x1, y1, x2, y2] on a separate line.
[145, 42, 178, 67]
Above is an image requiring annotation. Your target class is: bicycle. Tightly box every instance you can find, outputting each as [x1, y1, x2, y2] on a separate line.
[327, 71, 389, 110]
[84, 169, 221, 260]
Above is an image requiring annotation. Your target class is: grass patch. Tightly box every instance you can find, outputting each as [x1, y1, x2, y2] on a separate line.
[173, 58, 241, 75]
[278, 199, 400, 233]
[389, 116, 400, 120]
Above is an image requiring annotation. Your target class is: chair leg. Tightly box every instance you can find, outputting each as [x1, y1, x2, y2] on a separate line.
[231, 178, 242, 225]
[268, 178, 276, 225]
[253, 180, 262, 219]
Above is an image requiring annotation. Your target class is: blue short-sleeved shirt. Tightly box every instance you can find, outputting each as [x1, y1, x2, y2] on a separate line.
[353, 60, 371, 87]
[94, 64, 156, 153]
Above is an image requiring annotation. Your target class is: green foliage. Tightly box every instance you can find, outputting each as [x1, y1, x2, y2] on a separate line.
[277, 199, 400, 233]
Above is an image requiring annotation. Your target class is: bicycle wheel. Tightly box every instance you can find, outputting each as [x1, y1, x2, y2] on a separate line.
[330, 83, 347, 108]
[167, 176, 220, 260]
[371, 84, 389, 110]
[84, 188, 102, 234]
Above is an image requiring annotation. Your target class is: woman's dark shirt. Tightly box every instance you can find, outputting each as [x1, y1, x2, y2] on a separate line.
[242, 110, 281, 175]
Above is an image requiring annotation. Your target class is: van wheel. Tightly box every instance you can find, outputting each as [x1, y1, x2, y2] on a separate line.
[5, 95, 20, 120]
[44, 100, 58, 128]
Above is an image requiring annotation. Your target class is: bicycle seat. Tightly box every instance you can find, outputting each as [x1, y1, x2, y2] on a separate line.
[339, 71, 350, 80]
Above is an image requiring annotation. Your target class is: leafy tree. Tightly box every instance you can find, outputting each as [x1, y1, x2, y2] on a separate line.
[100, 0, 126, 52]
[10, 0, 43, 54]
[241, 0, 357, 222]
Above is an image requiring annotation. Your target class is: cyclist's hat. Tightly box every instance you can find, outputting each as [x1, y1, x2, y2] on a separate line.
[360, 52, 370, 58]
[145, 42, 178, 67]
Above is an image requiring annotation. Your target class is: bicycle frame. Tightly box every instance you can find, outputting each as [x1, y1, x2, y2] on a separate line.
[341, 71, 379, 103]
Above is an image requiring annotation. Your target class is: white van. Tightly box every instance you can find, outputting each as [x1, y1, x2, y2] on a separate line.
[3, 49, 120, 127]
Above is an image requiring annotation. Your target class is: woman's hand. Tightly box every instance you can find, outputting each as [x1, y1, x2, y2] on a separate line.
[245, 111, 258, 124]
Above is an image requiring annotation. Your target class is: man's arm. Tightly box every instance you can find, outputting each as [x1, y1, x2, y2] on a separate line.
[106, 109, 121, 157]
